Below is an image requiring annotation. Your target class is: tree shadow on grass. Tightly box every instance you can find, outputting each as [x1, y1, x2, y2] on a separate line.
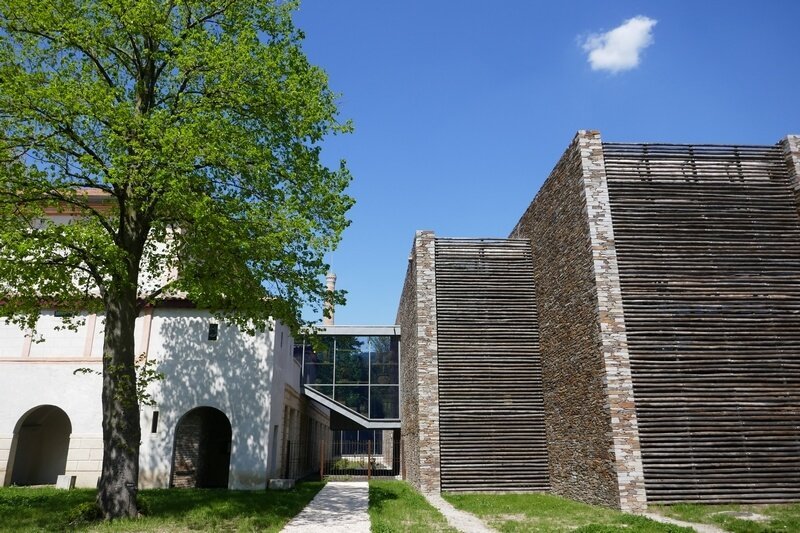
[0, 483, 324, 532]
[137, 481, 324, 526]
[367, 483, 400, 514]
[0, 487, 95, 531]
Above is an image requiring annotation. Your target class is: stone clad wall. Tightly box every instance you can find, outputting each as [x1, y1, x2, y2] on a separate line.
[510, 133, 617, 507]
[510, 130, 645, 511]
[396, 242, 420, 488]
[578, 133, 646, 511]
[396, 230, 441, 493]
[783, 135, 800, 203]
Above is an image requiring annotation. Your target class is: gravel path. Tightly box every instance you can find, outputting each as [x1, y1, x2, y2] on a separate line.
[642, 511, 726, 533]
[424, 492, 497, 533]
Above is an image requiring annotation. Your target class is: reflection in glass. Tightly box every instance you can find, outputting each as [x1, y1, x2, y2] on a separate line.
[301, 334, 400, 420]
[335, 353, 369, 384]
[370, 337, 399, 384]
[334, 386, 369, 417]
[303, 337, 334, 385]
[370, 386, 400, 419]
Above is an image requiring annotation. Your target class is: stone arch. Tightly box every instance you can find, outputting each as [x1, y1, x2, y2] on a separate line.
[9, 405, 72, 486]
[170, 406, 232, 488]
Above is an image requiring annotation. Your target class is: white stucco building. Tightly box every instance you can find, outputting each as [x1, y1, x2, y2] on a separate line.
[0, 304, 329, 489]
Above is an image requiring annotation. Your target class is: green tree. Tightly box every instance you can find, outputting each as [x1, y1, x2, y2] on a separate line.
[0, 0, 351, 519]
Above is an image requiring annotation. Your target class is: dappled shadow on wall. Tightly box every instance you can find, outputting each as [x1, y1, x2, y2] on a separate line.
[139, 313, 273, 490]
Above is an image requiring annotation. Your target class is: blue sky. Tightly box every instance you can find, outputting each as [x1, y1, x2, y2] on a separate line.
[293, 1, 800, 325]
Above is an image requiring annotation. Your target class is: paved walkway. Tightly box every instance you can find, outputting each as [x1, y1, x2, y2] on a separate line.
[281, 481, 370, 533]
[424, 492, 497, 533]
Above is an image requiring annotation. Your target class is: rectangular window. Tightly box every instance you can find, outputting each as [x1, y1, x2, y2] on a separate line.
[208, 323, 219, 341]
[151, 411, 159, 433]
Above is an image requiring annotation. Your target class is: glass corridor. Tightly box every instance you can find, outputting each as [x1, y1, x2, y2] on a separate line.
[296, 334, 400, 420]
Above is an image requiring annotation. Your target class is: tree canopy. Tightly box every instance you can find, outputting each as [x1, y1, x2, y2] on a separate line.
[0, 0, 352, 332]
[0, 0, 352, 518]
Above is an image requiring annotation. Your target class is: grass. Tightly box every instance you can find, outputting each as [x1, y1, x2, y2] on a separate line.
[652, 502, 800, 532]
[0, 481, 324, 532]
[369, 480, 457, 532]
[443, 492, 693, 533]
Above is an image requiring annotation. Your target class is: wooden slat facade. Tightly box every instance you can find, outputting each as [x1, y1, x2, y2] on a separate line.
[434, 238, 550, 491]
[603, 143, 800, 503]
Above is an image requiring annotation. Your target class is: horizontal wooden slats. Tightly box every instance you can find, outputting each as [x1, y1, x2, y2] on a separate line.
[604, 142, 800, 503]
[435, 238, 550, 492]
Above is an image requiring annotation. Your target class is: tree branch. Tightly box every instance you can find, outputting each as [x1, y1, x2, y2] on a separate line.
[4, 25, 120, 96]
[138, 279, 179, 311]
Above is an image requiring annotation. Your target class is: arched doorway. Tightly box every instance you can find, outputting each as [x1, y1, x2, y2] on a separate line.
[171, 407, 232, 488]
[10, 405, 71, 485]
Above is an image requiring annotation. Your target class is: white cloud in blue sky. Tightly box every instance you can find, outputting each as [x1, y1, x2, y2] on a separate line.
[582, 16, 657, 73]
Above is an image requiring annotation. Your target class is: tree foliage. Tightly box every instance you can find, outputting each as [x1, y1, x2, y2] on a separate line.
[0, 0, 352, 331]
[0, 0, 352, 518]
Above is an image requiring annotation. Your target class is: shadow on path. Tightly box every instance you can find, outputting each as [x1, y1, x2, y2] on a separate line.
[281, 481, 370, 533]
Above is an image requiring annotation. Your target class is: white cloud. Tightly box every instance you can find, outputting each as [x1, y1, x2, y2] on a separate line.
[582, 16, 657, 73]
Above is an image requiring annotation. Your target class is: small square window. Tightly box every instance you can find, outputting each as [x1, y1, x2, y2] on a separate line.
[208, 323, 219, 341]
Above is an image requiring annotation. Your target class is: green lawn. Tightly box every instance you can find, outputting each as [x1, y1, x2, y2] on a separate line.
[653, 502, 800, 533]
[0, 482, 324, 532]
[369, 480, 457, 532]
[443, 492, 693, 533]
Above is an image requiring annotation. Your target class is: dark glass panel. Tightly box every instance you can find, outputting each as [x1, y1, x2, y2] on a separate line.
[335, 336, 369, 384]
[370, 336, 399, 385]
[303, 337, 334, 385]
[334, 335, 369, 353]
[334, 385, 369, 417]
[369, 386, 399, 419]
[304, 361, 333, 385]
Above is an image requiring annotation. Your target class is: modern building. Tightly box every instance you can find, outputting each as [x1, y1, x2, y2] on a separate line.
[399, 131, 800, 511]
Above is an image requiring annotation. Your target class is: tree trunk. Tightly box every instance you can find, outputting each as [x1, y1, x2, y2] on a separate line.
[97, 290, 141, 519]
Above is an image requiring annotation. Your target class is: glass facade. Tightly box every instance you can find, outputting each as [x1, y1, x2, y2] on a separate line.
[300, 335, 400, 420]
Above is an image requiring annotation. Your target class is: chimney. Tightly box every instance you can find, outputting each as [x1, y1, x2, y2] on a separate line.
[323, 272, 336, 326]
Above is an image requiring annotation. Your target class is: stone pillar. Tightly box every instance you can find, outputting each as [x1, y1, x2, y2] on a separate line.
[578, 130, 647, 512]
[781, 135, 800, 207]
[413, 230, 441, 493]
